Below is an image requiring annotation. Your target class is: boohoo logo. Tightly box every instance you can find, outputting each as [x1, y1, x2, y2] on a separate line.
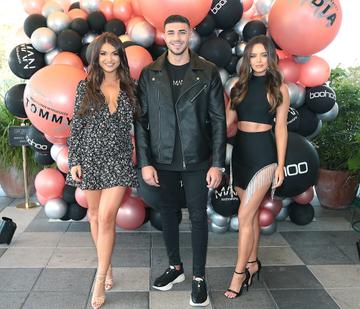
[211, 0, 227, 15]
[310, 90, 336, 100]
[26, 136, 48, 151]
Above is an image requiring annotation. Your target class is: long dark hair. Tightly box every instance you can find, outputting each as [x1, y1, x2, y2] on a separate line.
[230, 35, 283, 112]
[78, 32, 139, 117]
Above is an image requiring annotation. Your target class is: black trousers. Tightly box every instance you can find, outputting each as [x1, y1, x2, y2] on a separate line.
[157, 169, 209, 277]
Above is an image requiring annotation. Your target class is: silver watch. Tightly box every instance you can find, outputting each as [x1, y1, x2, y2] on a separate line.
[217, 167, 225, 173]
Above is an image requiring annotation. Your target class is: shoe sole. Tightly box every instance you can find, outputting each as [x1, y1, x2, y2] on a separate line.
[189, 295, 210, 307]
[152, 274, 185, 291]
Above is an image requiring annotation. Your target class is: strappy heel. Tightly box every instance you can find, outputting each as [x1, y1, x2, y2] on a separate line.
[92, 274, 106, 309]
[224, 268, 250, 299]
[247, 258, 262, 286]
[105, 264, 113, 291]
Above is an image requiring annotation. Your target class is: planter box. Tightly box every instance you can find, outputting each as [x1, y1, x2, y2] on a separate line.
[0, 166, 35, 198]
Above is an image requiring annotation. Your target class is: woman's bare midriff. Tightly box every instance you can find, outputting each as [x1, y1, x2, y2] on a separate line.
[237, 121, 272, 132]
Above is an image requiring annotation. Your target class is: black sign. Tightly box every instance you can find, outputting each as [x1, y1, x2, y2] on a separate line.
[8, 126, 29, 146]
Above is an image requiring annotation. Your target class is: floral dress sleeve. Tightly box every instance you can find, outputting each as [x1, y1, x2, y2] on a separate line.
[68, 80, 86, 169]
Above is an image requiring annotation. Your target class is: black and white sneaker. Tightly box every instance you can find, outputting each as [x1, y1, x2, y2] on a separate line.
[190, 277, 210, 307]
[153, 264, 185, 291]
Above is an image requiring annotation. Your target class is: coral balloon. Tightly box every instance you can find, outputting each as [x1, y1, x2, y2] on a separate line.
[56, 146, 69, 173]
[138, 0, 212, 31]
[98, 0, 114, 21]
[116, 195, 146, 230]
[293, 186, 314, 205]
[36, 192, 48, 205]
[24, 64, 87, 138]
[34, 168, 65, 199]
[155, 29, 165, 46]
[75, 187, 88, 208]
[298, 55, 330, 87]
[131, 0, 142, 16]
[260, 195, 283, 216]
[51, 52, 84, 71]
[259, 208, 274, 227]
[22, 0, 45, 14]
[276, 49, 290, 61]
[126, 16, 145, 34]
[67, 8, 88, 20]
[278, 58, 300, 84]
[242, 0, 254, 12]
[46, 134, 68, 145]
[125, 45, 153, 80]
[268, 0, 342, 55]
[113, 0, 133, 23]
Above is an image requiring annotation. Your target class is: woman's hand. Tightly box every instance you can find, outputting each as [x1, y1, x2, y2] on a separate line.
[272, 166, 284, 188]
[71, 165, 82, 182]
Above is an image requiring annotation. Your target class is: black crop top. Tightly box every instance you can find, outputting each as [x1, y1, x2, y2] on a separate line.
[235, 75, 275, 125]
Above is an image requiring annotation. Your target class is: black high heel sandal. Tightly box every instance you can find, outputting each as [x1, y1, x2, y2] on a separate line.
[225, 268, 250, 299]
[247, 258, 262, 286]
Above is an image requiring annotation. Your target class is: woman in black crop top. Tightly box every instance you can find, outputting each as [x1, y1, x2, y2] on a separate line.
[224, 35, 290, 299]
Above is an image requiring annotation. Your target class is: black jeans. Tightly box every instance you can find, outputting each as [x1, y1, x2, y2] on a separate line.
[157, 169, 209, 277]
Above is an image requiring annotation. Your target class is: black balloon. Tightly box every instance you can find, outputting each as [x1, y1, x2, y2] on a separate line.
[149, 208, 182, 231]
[219, 28, 239, 48]
[69, 2, 80, 10]
[210, 0, 243, 30]
[23, 14, 47, 38]
[68, 202, 87, 221]
[225, 55, 239, 74]
[148, 44, 167, 60]
[199, 37, 232, 68]
[80, 44, 90, 66]
[57, 29, 82, 53]
[105, 19, 126, 36]
[26, 126, 53, 154]
[123, 41, 141, 49]
[8, 43, 45, 79]
[305, 85, 336, 114]
[70, 18, 89, 36]
[34, 151, 55, 166]
[62, 185, 77, 205]
[274, 107, 300, 132]
[288, 202, 314, 225]
[275, 132, 319, 197]
[297, 106, 320, 137]
[87, 11, 106, 33]
[242, 20, 267, 42]
[195, 15, 216, 36]
[211, 183, 239, 217]
[4, 84, 27, 118]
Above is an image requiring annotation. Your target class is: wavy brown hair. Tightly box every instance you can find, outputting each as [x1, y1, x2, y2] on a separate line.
[230, 35, 283, 112]
[78, 32, 139, 117]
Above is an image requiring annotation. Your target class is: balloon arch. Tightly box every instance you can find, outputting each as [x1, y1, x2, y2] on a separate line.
[5, 0, 342, 232]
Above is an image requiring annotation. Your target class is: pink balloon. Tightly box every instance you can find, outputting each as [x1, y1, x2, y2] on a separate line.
[125, 45, 153, 80]
[268, 0, 342, 55]
[113, 0, 133, 22]
[131, 0, 142, 16]
[45, 134, 68, 145]
[293, 186, 314, 205]
[298, 55, 330, 87]
[276, 49, 290, 61]
[126, 16, 145, 34]
[242, 3, 257, 19]
[138, 0, 212, 31]
[67, 8, 88, 20]
[116, 195, 146, 230]
[24, 64, 87, 138]
[278, 58, 300, 84]
[155, 29, 165, 46]
[36, 192, 49, 205]
[242, 0, 254, 12]
[56, 146, 69, 173]
[259, 208, 274, 227]
[75, 188, 88, 208]
[35, 168, 65, 199]
[260, 195, 283, 216]
[51, 52, 85, 71]
[98, 0, 114, 21]
[22, 0, 45, 14]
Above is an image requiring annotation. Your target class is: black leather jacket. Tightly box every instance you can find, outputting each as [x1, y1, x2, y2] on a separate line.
[135, 51, 226, 169]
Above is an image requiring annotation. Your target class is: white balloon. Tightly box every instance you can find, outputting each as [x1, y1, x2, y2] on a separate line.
[45, 47, 60, 65]
[189, 31, 201, 52]
[229, 216, 239, 231]
[31, 27, 57, 53]
[225, 143, 233, 165]
[255, 0, 275, 15]
[47, 11, 71, 33]
[317, 102, 339, 122]
[45, 198, 68, 219]
[129, 21, 155, 48]
[234, 41, 246, 57]
[218, 68, 229, 86]
[234, 17, 250, 38]
[224, 76, 240, 97]
[50, 144, 67, 161]
[42, 1, 63, 17]
[210, 221, 228, 233]
[80, 0, 101, 13]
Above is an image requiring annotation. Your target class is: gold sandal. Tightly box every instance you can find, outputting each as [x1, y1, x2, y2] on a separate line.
[105, 264, 113, 291]
[92, 274, 106, 309]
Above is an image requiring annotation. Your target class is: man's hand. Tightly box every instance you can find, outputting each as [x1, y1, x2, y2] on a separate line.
[206, 167, 223, 189]
[141, 165, 160, 187]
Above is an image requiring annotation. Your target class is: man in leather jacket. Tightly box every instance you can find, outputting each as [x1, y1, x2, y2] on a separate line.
[136, 15, 226, 307]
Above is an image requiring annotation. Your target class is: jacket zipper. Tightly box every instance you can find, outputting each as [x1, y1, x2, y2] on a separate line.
[157, 89, 161, 160]
[190, 84, 207, 103]
[175, 80, 202, 169]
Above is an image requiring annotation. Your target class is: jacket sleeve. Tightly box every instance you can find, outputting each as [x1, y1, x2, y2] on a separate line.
[135, 69, 153, 168]
[208, 66, 226, 168]
[68, 80, 86, 169]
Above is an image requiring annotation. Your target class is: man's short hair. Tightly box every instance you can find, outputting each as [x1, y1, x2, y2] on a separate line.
[164, 15, 190, 28]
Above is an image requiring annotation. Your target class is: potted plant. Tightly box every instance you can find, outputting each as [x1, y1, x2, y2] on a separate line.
[313, 67, 360, 209]
[0, 99, 39, 198]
